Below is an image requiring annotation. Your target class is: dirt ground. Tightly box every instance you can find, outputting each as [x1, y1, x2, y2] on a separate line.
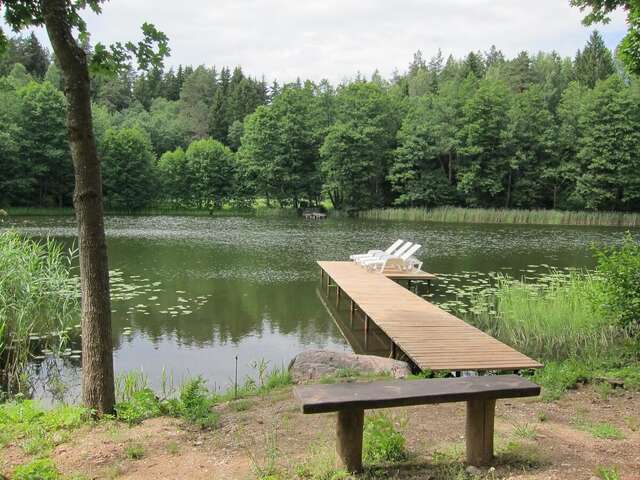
[2, 384, 640, 480]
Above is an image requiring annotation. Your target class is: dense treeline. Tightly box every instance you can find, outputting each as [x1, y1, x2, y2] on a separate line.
[1, 31, 639, 212]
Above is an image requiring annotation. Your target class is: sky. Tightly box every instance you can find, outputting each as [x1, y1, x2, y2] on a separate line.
[2, 0, 630, 83]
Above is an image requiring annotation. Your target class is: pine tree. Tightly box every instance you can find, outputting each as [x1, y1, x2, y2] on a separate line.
[574, 31, 615, 88]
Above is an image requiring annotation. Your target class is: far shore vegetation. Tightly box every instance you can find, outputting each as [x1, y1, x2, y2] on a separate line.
[2, 31, 640, 221]
[5, 205, 640, 228]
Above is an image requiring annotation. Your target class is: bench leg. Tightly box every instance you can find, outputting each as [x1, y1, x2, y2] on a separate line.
[336, 409, 364, 473]
[465, 399, 496, 466]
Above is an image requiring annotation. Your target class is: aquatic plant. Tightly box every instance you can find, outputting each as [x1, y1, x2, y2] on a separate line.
[0, 231, 79, 394]
[458, 271, 623, 360]
[358, 206, 640, 227]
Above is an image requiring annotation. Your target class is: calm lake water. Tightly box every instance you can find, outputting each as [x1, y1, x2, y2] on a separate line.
[2, 215, 634, 401]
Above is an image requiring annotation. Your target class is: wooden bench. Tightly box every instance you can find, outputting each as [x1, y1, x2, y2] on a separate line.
[294, 375, 540, 472]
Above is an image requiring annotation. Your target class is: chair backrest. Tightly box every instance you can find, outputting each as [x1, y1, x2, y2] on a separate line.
[384, 239, 405, 255]
[401, 243, 421, 260]
[392, 242, 413, 257]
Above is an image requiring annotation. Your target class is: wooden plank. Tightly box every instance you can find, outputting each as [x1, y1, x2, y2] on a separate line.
[318, 261, 542, 372]
[294, 375, 540, 414]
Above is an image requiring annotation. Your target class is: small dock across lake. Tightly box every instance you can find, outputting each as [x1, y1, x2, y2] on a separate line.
[318, 261, 542, 373]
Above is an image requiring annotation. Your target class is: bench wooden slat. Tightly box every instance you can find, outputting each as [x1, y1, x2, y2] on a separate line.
[294, 375, 540, 414]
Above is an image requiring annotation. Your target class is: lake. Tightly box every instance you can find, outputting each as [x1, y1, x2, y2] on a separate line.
[1, 215, 633, 401]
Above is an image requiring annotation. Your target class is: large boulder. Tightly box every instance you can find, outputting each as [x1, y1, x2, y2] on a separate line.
[289, 349, 411, 383]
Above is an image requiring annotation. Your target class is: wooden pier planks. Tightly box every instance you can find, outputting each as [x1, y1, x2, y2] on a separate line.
[318, 261, 542, 372]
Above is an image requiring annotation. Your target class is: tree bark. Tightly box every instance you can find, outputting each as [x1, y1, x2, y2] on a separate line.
[42, 0, 115, 414]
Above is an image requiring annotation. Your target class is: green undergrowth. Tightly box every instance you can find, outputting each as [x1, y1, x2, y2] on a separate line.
[4, 205, 299, 218]
[114, 365, 292, 426]
[529, 348, 640, 401]
[0, 400, 88, 456]
[363, 412, 408, 465]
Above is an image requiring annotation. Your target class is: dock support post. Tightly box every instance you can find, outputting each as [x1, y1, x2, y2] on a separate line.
[465, 399, 496, 466]
[349, 300, 354, 326]
[364, 315, 369, 333]
[321, 269, 324, 283]
[336, 287, 341, 307]
[390, 342, 397, 359]
[336, 409, 364, 473]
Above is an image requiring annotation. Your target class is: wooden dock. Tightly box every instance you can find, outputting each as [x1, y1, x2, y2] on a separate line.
[318, 261, 542, 373]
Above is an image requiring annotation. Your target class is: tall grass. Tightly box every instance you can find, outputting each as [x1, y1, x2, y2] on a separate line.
[461, 271, 624, 360]
[0, 231, 79, 393]
[358, 206, 640, 227]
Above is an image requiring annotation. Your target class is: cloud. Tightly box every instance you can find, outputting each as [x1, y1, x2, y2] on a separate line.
[2, 0, 629, 83]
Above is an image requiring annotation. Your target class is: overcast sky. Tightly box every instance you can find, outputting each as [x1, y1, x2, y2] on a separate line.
[3, 0, 629, 83]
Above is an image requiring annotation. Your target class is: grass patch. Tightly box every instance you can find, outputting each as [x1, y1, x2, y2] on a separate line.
[293, 444, 350, 480]
[596, 466, 621, 480]
[363, 412, 408, 465]
[229, 398, 253, 412]
[112, 365, 292, 427]
[125, 442, 145, 460]
[511, 422, 537, 440]
[497, 440, 546, 469]
[0, 400, 88, 454]
[166, 440, 180, 455]
[531, 357, 640, 401]
[12, 457, 61, 480]
[357, 206, 640, 227]
[572, 418, 625, 439]
[247, 428, 280, 479]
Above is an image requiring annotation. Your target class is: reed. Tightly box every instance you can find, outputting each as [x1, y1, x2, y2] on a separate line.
[0, 231, 79, 393]
[358, 206, 640, 227]
[461, 271, 624, 360]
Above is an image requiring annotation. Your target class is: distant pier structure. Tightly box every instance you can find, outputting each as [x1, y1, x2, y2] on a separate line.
[302, 210, 327, 220]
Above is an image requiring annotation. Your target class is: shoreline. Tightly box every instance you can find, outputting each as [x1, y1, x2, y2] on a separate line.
[4, 206, 640, 228]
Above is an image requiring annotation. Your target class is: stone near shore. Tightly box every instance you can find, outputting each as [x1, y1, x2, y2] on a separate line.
[289, 349, 412, 383]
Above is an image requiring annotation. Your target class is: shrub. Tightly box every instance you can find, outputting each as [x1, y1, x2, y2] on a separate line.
[595, 233, 640, 330]
[177, 377, 219, 429]
[363, 412, 407, 464]
[114, 388, 161, 425]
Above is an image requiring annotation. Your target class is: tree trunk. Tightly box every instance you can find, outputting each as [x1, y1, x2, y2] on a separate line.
[42, 0, 115, 414]
[505, 170, 512, 209]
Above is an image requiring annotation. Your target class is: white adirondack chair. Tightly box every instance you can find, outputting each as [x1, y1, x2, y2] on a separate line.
[356, 241, 413, 266]
[349, 239, 404, 262]
[365, 243, 422, 272]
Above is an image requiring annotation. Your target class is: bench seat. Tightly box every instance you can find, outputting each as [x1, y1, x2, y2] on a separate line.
[294, 375, 540, 472]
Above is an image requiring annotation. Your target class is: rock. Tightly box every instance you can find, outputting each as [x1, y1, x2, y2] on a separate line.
[465, 465, 483, 476]
[288, 349, 412, 383]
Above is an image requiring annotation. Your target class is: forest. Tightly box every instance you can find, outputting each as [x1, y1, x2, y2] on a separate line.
[1, 31, 639, 213]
